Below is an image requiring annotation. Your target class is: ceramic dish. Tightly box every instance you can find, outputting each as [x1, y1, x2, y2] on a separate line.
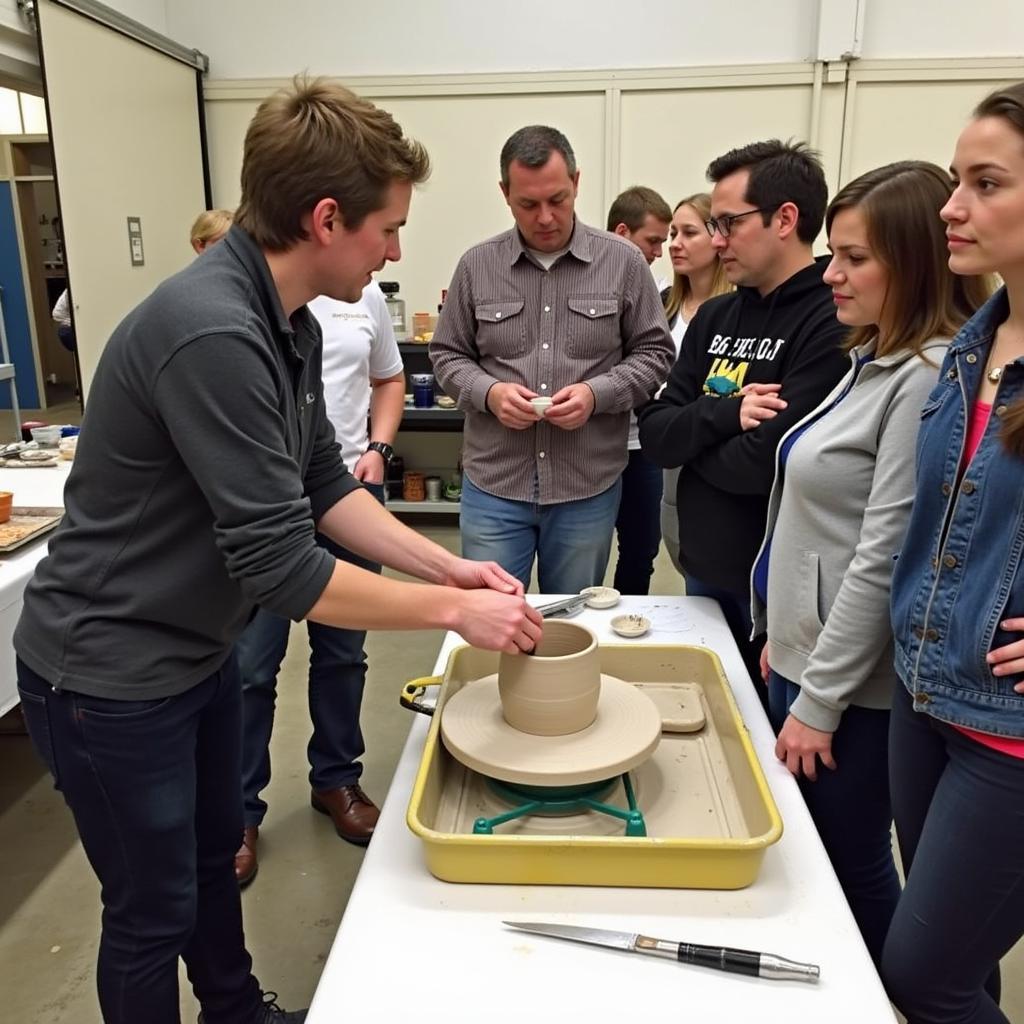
[580, 585, 620, 609]
[610, 613, 651, 638]
[529, 396, 553, 416]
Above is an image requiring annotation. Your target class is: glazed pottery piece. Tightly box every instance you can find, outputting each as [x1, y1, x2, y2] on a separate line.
[530, 396, 553, 417]
[497, 621, 600, 736]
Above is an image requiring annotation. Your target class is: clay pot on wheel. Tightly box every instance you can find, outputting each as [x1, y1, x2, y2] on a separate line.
[497, 621, 601, 736]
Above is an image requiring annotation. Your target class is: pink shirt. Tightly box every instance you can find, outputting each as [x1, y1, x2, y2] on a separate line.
[954, 400, 1024, 758]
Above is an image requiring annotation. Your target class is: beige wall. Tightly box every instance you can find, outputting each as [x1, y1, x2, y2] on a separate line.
[37, 0, 205, 398]
[205, 59, 1022, 316]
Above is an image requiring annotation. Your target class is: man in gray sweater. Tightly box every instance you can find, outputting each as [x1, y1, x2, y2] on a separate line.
[13, 79, 541, 1024]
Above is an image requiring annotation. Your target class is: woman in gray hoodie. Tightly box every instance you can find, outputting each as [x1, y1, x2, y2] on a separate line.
[750, 161, 989, 966]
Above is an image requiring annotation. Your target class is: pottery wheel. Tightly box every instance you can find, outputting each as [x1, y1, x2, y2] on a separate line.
[440, 674, 662, 786]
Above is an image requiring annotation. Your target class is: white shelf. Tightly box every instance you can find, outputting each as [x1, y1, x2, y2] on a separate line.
[387, 499, 460, 514]
[0, 363, 14, 382]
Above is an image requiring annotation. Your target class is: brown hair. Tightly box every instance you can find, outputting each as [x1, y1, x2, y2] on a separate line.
[825, 161, 991, 362]
[974, 82, 1024, 455]
[606, 185, 672, 232]
[189, 208, 233, 249]
[663, 193, 732, 322]
[235, 76, 430, 251]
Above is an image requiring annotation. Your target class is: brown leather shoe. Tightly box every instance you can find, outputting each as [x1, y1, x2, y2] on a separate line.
[234, 826, 258, 888]
[311, 785, 379, 846]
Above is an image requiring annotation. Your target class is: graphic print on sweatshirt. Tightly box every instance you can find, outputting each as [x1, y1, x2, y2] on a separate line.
[702, 332, 787, 397]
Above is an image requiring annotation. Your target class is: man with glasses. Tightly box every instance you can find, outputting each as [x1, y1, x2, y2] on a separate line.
[639, 139, 848, 688]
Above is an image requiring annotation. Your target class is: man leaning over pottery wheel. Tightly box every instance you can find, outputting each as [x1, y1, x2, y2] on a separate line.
[430, 125, 674, 594]
[13, 78, 542, 1024]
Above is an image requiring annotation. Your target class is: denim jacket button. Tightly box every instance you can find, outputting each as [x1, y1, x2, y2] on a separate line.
[962, 480, 976, 494]
[925, 628, 939, 641]
[996, 404, 1008, 418]
[966, 353, 978, 364]
[943, 554, 958, 569]
[914, 692, 931, 704]
[941, 482, 952, 496]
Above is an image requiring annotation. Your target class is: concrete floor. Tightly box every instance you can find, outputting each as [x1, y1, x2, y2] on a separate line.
[0, 524, 1021, 1022]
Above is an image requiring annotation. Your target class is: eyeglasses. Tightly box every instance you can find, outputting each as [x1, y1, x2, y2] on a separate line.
[704, 206, 779, 238]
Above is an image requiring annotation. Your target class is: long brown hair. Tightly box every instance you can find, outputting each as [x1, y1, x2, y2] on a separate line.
[974, 82, 1024, 456]
[664, 193, 732, 322]
[825, 161, 990, 361]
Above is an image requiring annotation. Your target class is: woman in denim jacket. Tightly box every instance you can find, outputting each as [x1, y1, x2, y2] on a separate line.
[885, 82, 1024, 1024]
[751, 162, 985, 967]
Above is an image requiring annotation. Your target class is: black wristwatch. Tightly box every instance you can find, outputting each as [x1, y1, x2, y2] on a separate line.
[366, 441, 394, 464]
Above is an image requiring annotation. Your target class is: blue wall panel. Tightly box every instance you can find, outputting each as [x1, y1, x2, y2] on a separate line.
[0, 181, 40, 410]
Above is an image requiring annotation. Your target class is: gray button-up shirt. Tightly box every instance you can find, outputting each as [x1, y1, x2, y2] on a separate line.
[430, 220, 674, 504]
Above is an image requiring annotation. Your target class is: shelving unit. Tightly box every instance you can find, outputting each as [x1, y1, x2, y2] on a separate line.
[391, 342, 463, 517]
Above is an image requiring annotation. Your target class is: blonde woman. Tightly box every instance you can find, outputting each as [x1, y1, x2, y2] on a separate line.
[659, 193, 732, 572]
[189, 208, 233, 254]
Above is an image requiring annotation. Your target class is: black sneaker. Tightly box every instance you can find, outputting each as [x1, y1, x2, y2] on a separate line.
[198, 991, 308, 1024]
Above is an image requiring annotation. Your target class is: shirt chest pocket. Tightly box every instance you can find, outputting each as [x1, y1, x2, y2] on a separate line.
[566, 297, 619, 357]
[475, 300, 526, 358]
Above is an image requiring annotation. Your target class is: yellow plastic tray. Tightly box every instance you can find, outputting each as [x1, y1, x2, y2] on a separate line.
[404, 643, 783, 889]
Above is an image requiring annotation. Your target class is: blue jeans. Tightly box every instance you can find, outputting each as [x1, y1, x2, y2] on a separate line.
[768, 671, 900, 968]
[235, 485, 383, 829]
[881, 685, 1024, 1023]
[460, 474, 621, 594]
[16, 655, 262, 1024]
[612, 448, 664, 595]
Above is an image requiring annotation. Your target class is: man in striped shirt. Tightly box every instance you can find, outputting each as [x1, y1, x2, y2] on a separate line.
[430, 125, 674, 594]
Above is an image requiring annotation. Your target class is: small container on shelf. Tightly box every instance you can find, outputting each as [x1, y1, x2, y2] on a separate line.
[410, 373, 435, 408]
[402, 471, 425, 501]
[425, 476, 442, 501]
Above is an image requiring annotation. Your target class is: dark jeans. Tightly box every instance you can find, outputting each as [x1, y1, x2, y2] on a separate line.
[235, 487, 383, 829]
[612, 447, 664, 596]
[881, 685, 1024, 1023]
[768, 671, 900, 968]
[683, 573, 767, 709]
[16, 655, 262, 1024]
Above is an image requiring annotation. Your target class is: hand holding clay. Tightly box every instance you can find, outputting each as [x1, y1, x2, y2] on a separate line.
[544, 382, 596, 430]
[452, 590, 543, 654]
[486, 382, 540, 430]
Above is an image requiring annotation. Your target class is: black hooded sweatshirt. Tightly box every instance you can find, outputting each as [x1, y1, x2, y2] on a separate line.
[639, 256, 849, 594]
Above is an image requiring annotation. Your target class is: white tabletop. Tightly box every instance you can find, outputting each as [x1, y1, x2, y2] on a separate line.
[0, 461, 71, 716]
[308, 596, 896, 1023]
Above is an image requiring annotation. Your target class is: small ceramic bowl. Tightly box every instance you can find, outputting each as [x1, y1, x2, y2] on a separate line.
[530, 396, 553, 417]
[611, 613, 651, 638]
[580, 585, 620, 609]
[30, 425, 61, 448]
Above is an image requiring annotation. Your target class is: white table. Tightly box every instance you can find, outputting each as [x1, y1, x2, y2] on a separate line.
[308, 596, 896, 1023]
[0, 461, 70, 716]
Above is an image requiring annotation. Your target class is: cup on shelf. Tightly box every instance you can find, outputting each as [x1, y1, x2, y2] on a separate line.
[402, 471, 425, 501]
[410, 373, 435, 408]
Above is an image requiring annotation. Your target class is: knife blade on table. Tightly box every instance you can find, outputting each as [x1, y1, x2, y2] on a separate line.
[503, 921, 820, 982]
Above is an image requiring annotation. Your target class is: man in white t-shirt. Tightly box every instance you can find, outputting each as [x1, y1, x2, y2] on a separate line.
[232, 281, 405, 885]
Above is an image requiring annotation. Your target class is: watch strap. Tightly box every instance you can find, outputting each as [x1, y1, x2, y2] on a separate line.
[367, 441, 394, 463]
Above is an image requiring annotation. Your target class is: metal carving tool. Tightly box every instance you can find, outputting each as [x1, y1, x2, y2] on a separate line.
[503, 921, 820, 982]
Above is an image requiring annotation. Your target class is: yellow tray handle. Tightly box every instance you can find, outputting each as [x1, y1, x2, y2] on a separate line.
[400, 675, 443, 717]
